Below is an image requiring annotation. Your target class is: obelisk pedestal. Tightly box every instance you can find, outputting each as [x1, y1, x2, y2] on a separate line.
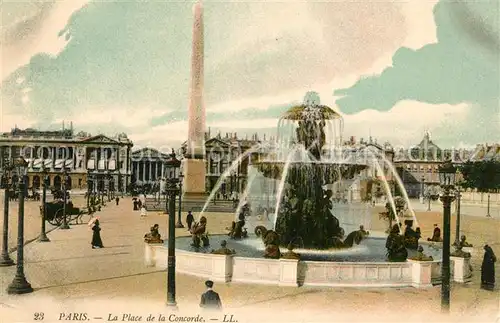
[183, 0, 207, 201]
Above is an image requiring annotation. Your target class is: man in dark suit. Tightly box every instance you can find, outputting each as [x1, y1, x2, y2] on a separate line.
[200, 280, 222, 310]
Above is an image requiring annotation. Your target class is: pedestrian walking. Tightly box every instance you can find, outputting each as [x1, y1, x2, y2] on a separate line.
[186, 210, 194, 231]
[115, 196, 120, 205]
[200, 280, 222, 310]
[481, 244, 496, 291]
[91, 219, 104, 249]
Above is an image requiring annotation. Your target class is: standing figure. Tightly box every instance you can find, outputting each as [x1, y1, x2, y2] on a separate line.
[199, 280, 222, 310]
[481, 244, 497, 291]
[91, 219, 104, 249]
[115, 196, 120, 205]
[133, 199, 139, 210]
[186, 211, 194, 231]
[140, 205, 147, 217]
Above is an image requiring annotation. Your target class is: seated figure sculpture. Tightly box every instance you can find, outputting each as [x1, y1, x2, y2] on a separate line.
[227, 211, 248, 240]
[211, 240, 236, 255]
[409, 245, 433, 261]
[330, 225, 368, 249]
[254, 226, 281, 259]
[144, 224, 164, 243]
[451, 244, 472, 258]
[427, 224, 442, 242]
[385, 224, 408, 262]
[453, 235, 473, 248]
[403, 220, 421, 250]
[190, 216, 210, 248]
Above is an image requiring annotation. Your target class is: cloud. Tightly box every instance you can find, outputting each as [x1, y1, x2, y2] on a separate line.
[334, 0, 500, 144]
[1, 0, 90, 80]
[1, 1, 408, 127]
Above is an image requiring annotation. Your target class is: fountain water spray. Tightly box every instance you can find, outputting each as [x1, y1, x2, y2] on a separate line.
[199, 143, 264, 216]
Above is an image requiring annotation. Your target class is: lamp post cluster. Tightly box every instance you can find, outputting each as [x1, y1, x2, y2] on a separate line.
[162, 149, 185, 307]
[5, 157, 33, 294]
[0, 160, 15, 267]
[38, 167, 50, 242]
[437, 160, 460, 313]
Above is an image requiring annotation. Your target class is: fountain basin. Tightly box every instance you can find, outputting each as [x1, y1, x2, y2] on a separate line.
[143, 234, 475, 288]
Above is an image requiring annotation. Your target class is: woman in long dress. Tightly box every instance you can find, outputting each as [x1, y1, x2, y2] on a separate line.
[481, 244, 496, 290]
[91, 219, 104, 249]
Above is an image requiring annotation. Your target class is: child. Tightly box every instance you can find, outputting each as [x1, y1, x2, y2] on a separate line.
[140, 205, 147, 217]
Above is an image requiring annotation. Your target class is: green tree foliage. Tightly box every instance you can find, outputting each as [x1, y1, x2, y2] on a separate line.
[459, 160, 500, 192]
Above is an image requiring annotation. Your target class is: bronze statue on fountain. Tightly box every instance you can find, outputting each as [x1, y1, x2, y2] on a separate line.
[403, 220, 421, 250]
[144, 224, 164, 244]
[226, 210, 248, 240]
[255, 226, 281, 259]
[191, 216, 210, 248]
[211, 240, 236, 255]
[253, 93, 367, 250]
[385, 224, 408, 262]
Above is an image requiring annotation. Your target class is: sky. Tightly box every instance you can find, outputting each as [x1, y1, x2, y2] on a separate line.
[1, 0, 499, 151]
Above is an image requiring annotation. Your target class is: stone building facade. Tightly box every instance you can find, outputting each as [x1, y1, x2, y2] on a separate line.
[130, 148, 170, 185]
[0, 126, 133, 193]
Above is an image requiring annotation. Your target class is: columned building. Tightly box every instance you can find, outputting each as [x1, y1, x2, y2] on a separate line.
[0, 126, 133, 193]
[130, 148, 170, 185]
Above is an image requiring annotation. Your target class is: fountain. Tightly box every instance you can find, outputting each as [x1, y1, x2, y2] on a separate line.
[252, 92, 367, 249]
[146, 93, 455, 288]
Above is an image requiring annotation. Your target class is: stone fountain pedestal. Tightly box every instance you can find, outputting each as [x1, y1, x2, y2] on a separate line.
[407, 259, 433, 288]
[279, 259, 299, 287]
[451, 256, 473, 283]
[144, 243, 163, 267]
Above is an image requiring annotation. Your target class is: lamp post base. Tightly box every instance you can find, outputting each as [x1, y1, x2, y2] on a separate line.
[166, 302, 178, 310]
[7, 274, 33, 294]
[175, 222, 184, 229]
[37, 233, 50, 242]
[59, 223, 70, 230]
[0, 254, 15, 267]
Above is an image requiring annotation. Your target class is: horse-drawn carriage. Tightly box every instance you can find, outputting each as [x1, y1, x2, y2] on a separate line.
[40, 201, 92, 225]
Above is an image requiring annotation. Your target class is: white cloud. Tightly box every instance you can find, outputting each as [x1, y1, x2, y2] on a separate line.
[343, 100, 470, 146]
[0, 113, 36, 132]
[128, 121, 188, 150]
[1, 0, 90, 80]
[401, 0, 439, 49]
[67, 105, 168, 129]
[210, 118, 278, 130]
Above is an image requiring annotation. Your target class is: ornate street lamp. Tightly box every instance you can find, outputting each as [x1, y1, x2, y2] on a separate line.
[86, 169, 92, 209]
[165, 169, 181, 308]
[454, 184, 462, 247]
[420, 175, 425, 204]
[163, 149, 182, 308]
[438, 160, 457, 313]
[176, 172, 184, 228]
[60, 163, 70, 230]
[7, 156, 33, 294]
[37, 167, 50, 242]
[0, 161, 15, 267]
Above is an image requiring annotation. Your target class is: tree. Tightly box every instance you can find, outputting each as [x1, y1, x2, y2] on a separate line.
[459, 160, 500, 215]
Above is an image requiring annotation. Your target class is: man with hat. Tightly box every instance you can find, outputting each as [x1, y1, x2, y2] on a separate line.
[200, 280, 222, 310]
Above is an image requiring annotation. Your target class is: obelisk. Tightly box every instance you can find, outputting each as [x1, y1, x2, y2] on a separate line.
[183, 0, 206, 197]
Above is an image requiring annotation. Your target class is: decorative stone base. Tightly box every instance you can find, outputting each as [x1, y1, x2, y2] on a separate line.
[279, 259, 299, 286]
[450, 256, 472, 283]
[462, 247, 473, 255]
[144, 243, 163, 267]
[183, 159, 206, 195]
[408, 259, 433, 288]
